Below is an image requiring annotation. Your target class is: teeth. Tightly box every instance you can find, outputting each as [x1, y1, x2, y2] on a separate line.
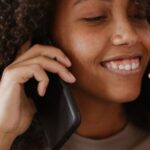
[111, 62, 118, 70]
[125, 64, 131, 71]
[131, 63, 139, 70]
[103, 58, 140, 72]
[118, 64, 124, 70]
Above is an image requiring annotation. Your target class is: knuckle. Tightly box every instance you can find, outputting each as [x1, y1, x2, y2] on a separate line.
[32, 56, 40, 64]
[38, 56, 46, 61]
[31, 64, 41, 72]
[32, 44, 41, 49]
[31, 44, 43, 52]
[3, 65, 13, 75]
[2, 65, 18, 80]
[32, 56, 45, 64]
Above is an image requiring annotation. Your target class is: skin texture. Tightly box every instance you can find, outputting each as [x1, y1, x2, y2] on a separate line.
[51, 0, 150, 138]
[0, 0, 150, 149]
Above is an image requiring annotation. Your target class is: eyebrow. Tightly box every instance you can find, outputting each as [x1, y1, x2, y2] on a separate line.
[73, 0, 112, 6]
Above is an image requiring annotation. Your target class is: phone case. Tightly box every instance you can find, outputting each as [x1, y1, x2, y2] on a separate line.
[25, 73, 81, 150]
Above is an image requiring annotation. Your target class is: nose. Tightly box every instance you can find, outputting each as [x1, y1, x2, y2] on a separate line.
[111, 21, 139, 47]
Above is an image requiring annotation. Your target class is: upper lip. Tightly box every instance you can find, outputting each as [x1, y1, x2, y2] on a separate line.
[101, 53, 143, 63]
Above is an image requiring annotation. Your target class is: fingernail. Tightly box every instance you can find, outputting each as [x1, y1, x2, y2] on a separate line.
[148, 73, 150, 79]
[66, 72, 76, 83]
[39, 87, 46, 97]
[64, 57, 72, 66]
[42, 87, 46, 96]
[39, 84, 47, 97]
[57, 56, 72, 67]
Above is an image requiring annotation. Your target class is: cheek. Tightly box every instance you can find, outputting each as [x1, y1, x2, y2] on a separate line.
[66, 33, 101, 78]
[58, 27, 111, 85]
[143, 38, 150, 57]
[138, 28, 150, 56]
[66, 28, 109, 63]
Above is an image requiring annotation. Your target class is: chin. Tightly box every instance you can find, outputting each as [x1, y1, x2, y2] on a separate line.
[108, 87, 141, 103]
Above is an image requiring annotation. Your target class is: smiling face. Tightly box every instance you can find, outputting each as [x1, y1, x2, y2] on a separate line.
[51, 0, 150, 103]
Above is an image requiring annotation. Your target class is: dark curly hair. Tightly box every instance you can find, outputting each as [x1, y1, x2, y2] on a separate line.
[0, 0, 150, 150]
[0, 0, 55, 150]
[0, 0, 55, 73]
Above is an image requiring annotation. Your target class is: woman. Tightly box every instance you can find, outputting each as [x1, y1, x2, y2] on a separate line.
[0, 0, 150, 150]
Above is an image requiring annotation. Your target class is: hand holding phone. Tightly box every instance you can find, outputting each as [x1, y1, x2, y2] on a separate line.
[24, 39, 81, 150]
[25, 73, 81, 150]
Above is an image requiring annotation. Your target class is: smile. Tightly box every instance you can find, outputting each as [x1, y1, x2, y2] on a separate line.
[101, 56, 142, 75]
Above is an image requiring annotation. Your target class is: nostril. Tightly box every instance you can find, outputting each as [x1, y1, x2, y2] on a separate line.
[111, 32, 138, 46]
[111, 22, 139, 47]
[111, 34, 129, 46]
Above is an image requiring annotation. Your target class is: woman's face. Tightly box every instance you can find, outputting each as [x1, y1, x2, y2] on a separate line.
[51, 0, 150, 103]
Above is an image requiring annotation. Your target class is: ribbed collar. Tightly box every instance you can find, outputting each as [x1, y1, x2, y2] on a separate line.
[61, 123, 147, 150]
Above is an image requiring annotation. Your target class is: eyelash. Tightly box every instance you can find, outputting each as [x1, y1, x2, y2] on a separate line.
[83, 16, 107, 23]
[82, 12, 147, 25]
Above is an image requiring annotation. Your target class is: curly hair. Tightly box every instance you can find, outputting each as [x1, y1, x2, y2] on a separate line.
[0, 0, 55, 149]
[0, 0, 150, 150]
[0, 0, 55, 73]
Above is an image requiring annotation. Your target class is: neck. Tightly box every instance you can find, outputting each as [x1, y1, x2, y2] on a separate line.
[71, 88, 127, 139]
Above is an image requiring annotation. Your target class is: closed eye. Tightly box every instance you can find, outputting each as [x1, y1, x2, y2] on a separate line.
[83, 16, 107, 23]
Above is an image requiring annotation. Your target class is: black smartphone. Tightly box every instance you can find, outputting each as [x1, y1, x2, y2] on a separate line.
[25, 73, 81, 150]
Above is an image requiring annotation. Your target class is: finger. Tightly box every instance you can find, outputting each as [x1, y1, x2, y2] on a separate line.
[2, 65, 49, 96]
[13, 56, 76, 83]
[14, 44, 72, 67]
[31, 65, 50, 96]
